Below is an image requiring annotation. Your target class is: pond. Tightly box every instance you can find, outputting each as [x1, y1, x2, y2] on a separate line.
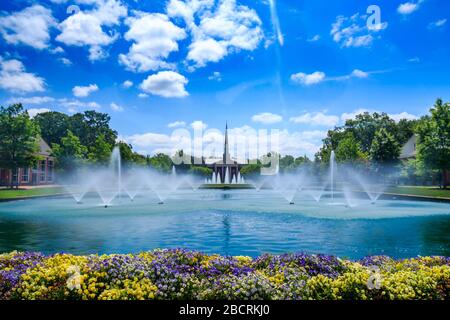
[0, 190, 449, 259]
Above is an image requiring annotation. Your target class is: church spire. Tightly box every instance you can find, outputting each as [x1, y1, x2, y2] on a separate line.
[224, 122, 230, 164]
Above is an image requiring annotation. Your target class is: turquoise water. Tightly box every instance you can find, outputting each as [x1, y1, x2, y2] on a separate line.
[0, 190, 449, 259]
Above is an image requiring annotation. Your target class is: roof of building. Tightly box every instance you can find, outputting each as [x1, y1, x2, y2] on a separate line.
[399, 134, 417, 159]
[37, 137, 53, 157]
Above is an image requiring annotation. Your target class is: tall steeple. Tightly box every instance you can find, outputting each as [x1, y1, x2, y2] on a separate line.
[223, 122, 231, 164]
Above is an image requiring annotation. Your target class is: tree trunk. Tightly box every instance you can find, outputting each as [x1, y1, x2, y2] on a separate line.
[443, 169, 447, 189]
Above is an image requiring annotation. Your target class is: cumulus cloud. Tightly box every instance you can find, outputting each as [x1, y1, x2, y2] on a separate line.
[122, 80, 133, 88]
[251, 112, 283, 124]
[110, 102, 124, 112]
[290, 71, 326, 86]
[331, 13, 387, 48]
[58, 98, 101, 113]
[72, 84, 99, 97]
[27, 108, 51, 117]
[6, 96, 55, 105]
[167, 0, 263, 68]
[119, 12, 186, 72]
[168, 121, 186, 128]
[0, 5, 57, 50]
[124, 125, 325, 158]
[140, 71, 188, 98]
[56, 0, 127, 61]
[190, 120, 208, 130]
[397, 2, 422, 15]
[290, 112, 339, 127]
[0, 58, 46, 93]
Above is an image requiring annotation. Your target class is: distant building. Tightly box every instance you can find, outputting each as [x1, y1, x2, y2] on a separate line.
[399, 134, 449, 187]
[206, 123, 245, 183]
[399, 134, 417, 159]
[0, 137, 55, 187]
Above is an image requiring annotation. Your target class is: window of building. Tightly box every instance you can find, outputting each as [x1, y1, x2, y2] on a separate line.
[22, 167, 29, 182]
[47, 160, 53, 182]
[40, 160, 46, 182]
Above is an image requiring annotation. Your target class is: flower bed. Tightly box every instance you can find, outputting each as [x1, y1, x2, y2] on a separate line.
[1, 249, 449, 300]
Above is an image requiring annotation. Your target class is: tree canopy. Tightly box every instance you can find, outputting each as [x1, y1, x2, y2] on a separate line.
[0, 104, 40, 188]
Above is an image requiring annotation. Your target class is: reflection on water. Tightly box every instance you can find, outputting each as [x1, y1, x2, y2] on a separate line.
[0, 208, 449, 259]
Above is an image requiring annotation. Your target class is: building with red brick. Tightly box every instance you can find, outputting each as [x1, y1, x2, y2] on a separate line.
[0, 138, 55, 187]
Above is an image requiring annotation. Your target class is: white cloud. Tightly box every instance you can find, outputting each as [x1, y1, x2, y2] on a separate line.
[190, 120, 208, 130]
[428, 19, 447, 29]
[27, 108, 51, 117]
[110, 102, 124, 112]
[126, 132, 173, 148]
[58, 98, 101, 113]
[0, 5, 57, 50]
[123, 125, 325, 158]
[307, 34, 320, 42]
[187, 38, 227, 66]
[290, 112, 339, 127]
[397, 2, 421, 15]
[350, 69, 369, 79]
[291, 71, 326, 86]
[140, 71, 188, 98]
[72, 84, 99, 97]
[168, 0, 263, 68]
[291, 69, 372, 85]
[56, 0, 127, 61]
[168, 121, 186, 128]
[119, 12, 186, 72]
[0, 58, 46, 93]
[208, 71, 222, 81]
[59, 57, 73, 66]
[251, 112, 283, 124]
[388, 112, 419, 122]
[122, 80, 133, 88]
[331, 13, 387, 48]
[6, 96, 55, 105]
[138, 93, 148, 98]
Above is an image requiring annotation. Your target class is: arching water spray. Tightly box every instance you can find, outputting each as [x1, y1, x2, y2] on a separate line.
[330, 150, 336, 201]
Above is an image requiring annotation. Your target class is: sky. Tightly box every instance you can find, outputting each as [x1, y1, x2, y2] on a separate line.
[0, 0, 449, 158]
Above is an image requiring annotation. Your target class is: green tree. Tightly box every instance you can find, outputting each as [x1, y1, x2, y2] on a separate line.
[148, 153, 173, 172]
[188, 166, 213, 177]
[69, 111, 117, 148]
[51, 130, 88, 172]
[88, 134, 113, 165]
[117, 141, 147, 167]
[417, 99, 450, 188]
[0, 104, 40, 188]
[240, 164, 261, 177]
[33, 111, 70, 146]
[334, 132, 368, 164]
[346, 112, 396, 153]
[369, 128, 401, 167]
[294, 155, 312, 167]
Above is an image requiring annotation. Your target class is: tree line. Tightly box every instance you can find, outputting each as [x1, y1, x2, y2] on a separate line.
[0, 99, 449, 188]
[239, 99, 449, 188]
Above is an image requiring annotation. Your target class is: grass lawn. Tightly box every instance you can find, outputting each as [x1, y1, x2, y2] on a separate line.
[0, 187, 65, 200]
[386, 186, 450, 199]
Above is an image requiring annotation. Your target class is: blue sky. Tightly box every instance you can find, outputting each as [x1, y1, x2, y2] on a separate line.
[0, 0, 449, 157]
